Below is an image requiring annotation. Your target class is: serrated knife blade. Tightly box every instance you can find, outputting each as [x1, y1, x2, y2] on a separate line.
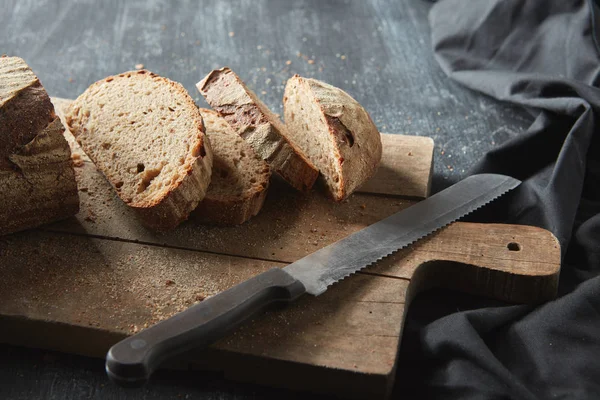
[285, 173, 520, 295]
[105, 173, 520, 386]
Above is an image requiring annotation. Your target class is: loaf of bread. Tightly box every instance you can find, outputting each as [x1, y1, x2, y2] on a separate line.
[0, 56, 79, 236]
[65, 70, 213, 231]
[283, 75, 382, 201]
[197, 67, 318, 192]
[193, 109, 270, 225]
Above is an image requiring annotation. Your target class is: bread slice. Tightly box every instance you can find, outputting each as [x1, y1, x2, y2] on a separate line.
[283, 75, 382, 201]
[192, 109, 270, 225]
[197, 67, 318, 192]
[0, 56, 79, 235]
[51, 97, 90, 163]
[65, 70, 213, 231]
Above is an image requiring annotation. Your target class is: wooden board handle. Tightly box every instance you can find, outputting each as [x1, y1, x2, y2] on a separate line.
[368, 222, 561, 305]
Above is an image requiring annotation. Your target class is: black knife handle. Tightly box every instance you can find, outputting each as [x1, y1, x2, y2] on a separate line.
[105, 268, 305, 387]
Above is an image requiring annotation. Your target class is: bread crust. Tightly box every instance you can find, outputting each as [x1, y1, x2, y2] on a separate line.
[197, 67, 318, 192]
[0, 56, 79, 235]
[65, 70, 213, 231]
[284, 75, 382, 201]
[192, 109, 270, 225]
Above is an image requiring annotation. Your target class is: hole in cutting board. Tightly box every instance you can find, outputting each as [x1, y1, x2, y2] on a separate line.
[507, 242, 521, 251]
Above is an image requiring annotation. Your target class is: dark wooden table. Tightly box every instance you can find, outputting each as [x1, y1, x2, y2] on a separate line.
[1, 0, 532, 398]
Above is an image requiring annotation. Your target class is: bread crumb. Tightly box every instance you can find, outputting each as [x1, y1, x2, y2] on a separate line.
[286, 60, 292, 65]
[340, 55, 346, 60]
[135, 63, 144, 70]
[72, 155, 85, 168]
[307, 59, 315, 65]
[229, 31, 235, 37]
[84, 211, 97, 223]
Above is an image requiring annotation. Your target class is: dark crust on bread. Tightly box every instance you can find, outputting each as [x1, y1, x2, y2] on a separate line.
[0, 56, 79, 235]
[0, 117, 80, 235]
[0, 60, 55, 170]
[197, 67, 318, 192]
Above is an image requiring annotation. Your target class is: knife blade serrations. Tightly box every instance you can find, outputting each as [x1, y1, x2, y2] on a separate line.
[284, 174, 520, 296]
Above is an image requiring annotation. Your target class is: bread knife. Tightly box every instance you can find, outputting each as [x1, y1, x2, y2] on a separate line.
[105, 173, 520, 386]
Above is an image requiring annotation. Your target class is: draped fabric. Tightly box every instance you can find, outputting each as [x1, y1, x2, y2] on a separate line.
[397, 1, 600, 398]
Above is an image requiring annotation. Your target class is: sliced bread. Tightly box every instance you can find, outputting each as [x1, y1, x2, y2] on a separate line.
[0, 56, 79, 235]
[65, 70, 213, 231]
[192, 109, 270, 225]
[283, 75, 382, 201]
[196, 67, 318, 192]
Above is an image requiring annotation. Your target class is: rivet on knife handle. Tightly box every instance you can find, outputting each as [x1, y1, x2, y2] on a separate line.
[105, 268, 306, 386]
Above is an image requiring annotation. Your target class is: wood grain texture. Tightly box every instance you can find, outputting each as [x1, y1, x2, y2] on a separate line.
[0, 1, 538, 399]
[0, 223, 559, 399]
[0, 143, 560, 399]
[360, 133, 434, 198]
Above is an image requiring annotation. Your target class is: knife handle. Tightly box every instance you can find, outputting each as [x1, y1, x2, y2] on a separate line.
[105, 268, 305, 387]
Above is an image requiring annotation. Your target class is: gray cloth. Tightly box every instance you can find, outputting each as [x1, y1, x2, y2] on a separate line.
[395, 1, 600, 398]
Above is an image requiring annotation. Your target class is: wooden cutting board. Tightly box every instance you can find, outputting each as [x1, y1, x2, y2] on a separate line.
[0, 99, 561, 399]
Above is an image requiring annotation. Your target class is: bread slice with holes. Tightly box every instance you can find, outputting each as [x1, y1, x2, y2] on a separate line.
[283, 75, 382, 201]
[65, 70, 213, 231]
[197, 67, 318, 192]
[192, 109, 270, 225]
